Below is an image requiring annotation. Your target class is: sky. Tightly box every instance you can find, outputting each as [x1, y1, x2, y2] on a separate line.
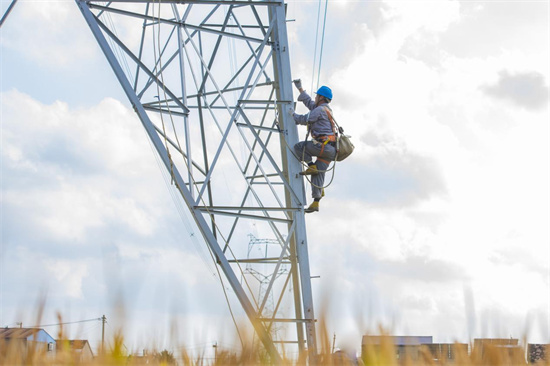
[1, 0, 549, 358]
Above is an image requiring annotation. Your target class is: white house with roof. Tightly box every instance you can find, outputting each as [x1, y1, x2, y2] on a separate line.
[0, 328, 56, 359]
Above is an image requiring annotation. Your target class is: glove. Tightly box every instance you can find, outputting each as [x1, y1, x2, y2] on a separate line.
[293, 79, 302, 90]
[288, 107, 295, 116]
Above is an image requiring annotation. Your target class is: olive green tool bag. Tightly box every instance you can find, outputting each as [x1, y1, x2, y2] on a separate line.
[336, 132, 354, 161]
[324, 107, 354, 161]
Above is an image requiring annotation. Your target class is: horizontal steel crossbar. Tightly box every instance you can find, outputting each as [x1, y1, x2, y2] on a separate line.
[198, 209, 292, 223]
[236, 123, 280, 132]
[87, 0, 282, 5]
[196, 206, 299, 212]
[260, 318, 316, 323]
[228, 257, 291, 263]
[89, 4, 269, 44]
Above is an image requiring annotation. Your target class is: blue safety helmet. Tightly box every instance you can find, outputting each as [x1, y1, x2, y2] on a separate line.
[316, 86, 333, 100]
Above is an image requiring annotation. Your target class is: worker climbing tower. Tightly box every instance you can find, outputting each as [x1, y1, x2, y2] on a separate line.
[75, 0, 316, 361]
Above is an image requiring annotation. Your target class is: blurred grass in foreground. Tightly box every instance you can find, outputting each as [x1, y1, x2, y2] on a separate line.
[2, 334, 547, 365]
[1, 301, 547, 365]
[2, 319, 547, 365]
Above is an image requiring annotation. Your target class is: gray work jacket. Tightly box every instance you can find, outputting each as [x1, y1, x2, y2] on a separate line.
[292, 91, 334, 138]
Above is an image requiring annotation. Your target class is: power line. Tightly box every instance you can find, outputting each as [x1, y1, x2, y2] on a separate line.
[310, 0, 322, 92]
[27, 317, 103, 328]
[311, 0, 329, 91]
[316, 0, 329, 90]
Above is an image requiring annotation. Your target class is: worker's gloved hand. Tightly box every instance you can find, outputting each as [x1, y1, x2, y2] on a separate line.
[293, 79, 302, 90]
[288, 107, 295, 116]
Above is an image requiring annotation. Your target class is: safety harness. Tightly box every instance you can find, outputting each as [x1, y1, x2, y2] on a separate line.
[309, 106, 338, 164]
[292, 104, 339, 191]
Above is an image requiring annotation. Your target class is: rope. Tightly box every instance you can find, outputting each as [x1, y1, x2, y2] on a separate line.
[153, 3, 278, 349]
[304, 0, 333, 189]
[310, 0, 322, 92]
[146, 134, 218, 278]
[277, 124, 338, 192]
[151, 1, 250, 348]
[174, 25, 262, 312]
[310, 0, 329, 91]
[151, 1, 176, 184]
[210, 246, 245, 349]
[279, 103, 340, 191]
[300, 140, 338, 191]
[316, 0, 329, 90]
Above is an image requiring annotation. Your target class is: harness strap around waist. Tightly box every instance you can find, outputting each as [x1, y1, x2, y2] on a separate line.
[314, 134, 336, 143]
[318, 135, 336, 157]
[314, 108, 337, 162]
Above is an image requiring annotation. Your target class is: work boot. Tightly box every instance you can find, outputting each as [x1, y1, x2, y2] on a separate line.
[305, 201, 319, 213]
[321, 188, 325, 198]
[300, 165, 319, 175]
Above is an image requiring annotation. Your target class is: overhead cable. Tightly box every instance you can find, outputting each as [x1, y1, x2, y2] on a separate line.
[316, 0, 329, 90]
[28, 317, 102, 328]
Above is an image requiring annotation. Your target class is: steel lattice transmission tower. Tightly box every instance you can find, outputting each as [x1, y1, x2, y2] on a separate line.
[244, 234, 289, 334]
[76, 0, 316, 361]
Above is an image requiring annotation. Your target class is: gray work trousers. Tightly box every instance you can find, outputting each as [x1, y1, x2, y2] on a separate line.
[294, 140, 336, 199]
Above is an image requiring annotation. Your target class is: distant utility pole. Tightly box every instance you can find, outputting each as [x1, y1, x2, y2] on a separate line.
[101, 315, 106, 351]
[213, 342, 218, 363]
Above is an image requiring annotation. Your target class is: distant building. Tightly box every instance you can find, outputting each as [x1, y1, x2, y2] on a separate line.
[528, 344, 548, 363]
[362, 336, 469, 362]
[0, 328, 56, 359]
[362, 335, 433, 347]
[56, 339, 94, 361]
[474, 338, 518, 348]
[473, 338, 523, 363]
[425, 343, 469, 361]
[361, 336, 433, 361]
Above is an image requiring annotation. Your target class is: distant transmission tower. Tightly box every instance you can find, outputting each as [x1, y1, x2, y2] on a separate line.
[76, 0, 316, 361]
[244, 234, 289, 340]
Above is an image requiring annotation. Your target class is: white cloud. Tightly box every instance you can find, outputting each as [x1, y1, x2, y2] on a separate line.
[481, 70, 549, 110]
[0, 89, 241, 345]
[1, 1, 97, 67]
[382, 0, 460, 34]
[44, 259, 89, 299]
[2, 90, 166, 241]
[298, 0, 549, 345]
[2, 0, 549, 352]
